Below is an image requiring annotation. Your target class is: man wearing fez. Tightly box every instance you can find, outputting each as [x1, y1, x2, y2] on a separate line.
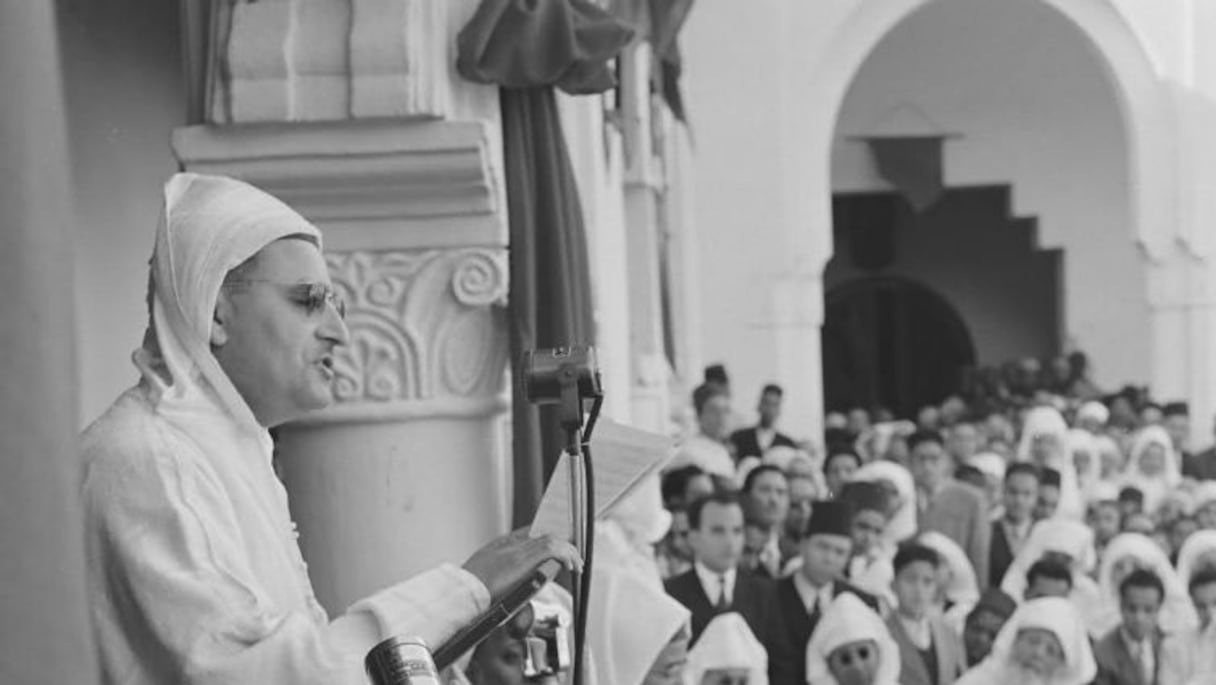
[777, 500, 879, 685]
[79, 174, 578, 684]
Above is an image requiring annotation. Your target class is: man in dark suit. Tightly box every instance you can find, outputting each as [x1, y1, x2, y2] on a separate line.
[1183, 412, 1216, 481]
[989, 463, 1039, 587]
[886, 544, 966, 685]
[664, 491, 797, 684]
[729, 384, 796, 462]
[740, 464, 794, 579]
[775, 500, 878, 685]
[1093, 569, 1167, 685]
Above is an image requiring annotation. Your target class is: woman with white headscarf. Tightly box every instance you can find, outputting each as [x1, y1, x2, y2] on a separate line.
[1165, 530, 1216, 685]
[1064, 429, 1100, 501]
[1120, 426, 1182, 516]
[1000, 520, 1100, 617]
[1092, 435, 1126, 484]
[683, 613, 767, 685]
[1090, 533, 1197, 638]
[919, 531, 981, 638]
[955, 597, 1096, 685]
[79, 174, 576, 685]
[968, 452, 1007, 517]
[850, 460, 918, 547]
[805, 593, 901, 685]
[1016, 407, 1084, 520]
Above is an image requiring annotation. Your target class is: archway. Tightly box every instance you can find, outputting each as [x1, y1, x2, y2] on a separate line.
[824, 276, 975, 417]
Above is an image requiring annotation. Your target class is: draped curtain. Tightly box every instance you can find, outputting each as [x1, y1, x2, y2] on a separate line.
[458, 0, 633, 525]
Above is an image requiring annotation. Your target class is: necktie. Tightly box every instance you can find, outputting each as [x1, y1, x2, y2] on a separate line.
[810, 592, 822, 624]
[715, 575, 729, 611]
[760, 545, 778, 577]
[1137, 642, 1152, 685]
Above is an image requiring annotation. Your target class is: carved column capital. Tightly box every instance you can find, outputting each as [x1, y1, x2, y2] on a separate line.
[310, 248, 510, 424]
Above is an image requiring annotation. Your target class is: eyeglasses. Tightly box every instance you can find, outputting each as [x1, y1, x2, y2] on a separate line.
[223, 280, 347, 319]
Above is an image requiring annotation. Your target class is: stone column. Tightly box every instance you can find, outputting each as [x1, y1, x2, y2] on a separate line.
[0, 2, 99, 682]
[178, 0, 511, 613]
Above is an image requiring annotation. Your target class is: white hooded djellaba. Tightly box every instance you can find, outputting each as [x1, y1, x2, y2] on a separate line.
[955, 597, 1096, 685]
[805, 592, 901, 685]
[79, 173, 489, 684]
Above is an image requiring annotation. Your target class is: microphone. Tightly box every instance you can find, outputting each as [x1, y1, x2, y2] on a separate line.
[430, 558, 563, 670]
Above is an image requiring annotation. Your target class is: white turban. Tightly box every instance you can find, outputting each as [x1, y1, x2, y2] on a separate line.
[919, 531, 980, 634]
[1017, 407, 1084, 520]
[1092, 533, 1197, 637]
[683, 613, 767, 685]
[851, 460, 917, 545]
[1000, 520, 1098, 603]
[1120, 426, 1182, 514]
[964, 597, 1096, 685]
[1177, 529, 1216, 591]
[140, 172, 320, 430]
[589, 564, 689, 685]
[805, 593, 900, 685]
[1076, 401, 1110, 427]
[968, 452, 1007, 483]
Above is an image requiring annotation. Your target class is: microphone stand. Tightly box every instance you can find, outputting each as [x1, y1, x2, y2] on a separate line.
[555, 373, 600, 685]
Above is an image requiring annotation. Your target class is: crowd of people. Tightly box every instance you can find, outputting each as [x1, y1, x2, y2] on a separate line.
[603, 363, 1216, 685]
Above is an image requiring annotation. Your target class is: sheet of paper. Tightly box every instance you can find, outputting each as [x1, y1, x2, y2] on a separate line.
[529, 418, 673, 540]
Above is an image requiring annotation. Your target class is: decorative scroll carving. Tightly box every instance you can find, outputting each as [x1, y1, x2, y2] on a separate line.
[325, 248, 509, 406]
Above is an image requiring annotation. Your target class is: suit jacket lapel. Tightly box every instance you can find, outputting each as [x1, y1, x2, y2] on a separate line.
[888, 616, 931, 685]
[930, 617, 954, 683]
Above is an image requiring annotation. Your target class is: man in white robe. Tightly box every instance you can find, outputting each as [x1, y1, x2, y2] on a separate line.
[80, 173, 577, 684]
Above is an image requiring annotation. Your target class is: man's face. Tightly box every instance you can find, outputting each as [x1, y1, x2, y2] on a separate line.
[827, 639, 880, 685]
[469, 607, 533, 685]
[1034, 485, 1060, 520]
[669, 511, 693, 561]
[747, 470, 789, 529]
[690, 502, 744, 573]
[1165, 414, 1190, 450]
[699, 396, 732, 440]
[1138, 444, 1167, 476]
[1025, 576, 1071, 600]
[892, 560, 938, 619]
[1011, 628, 1065, 678]
[947, 424, 979, 460]
[1142, 406, 1164, 426]
[1091, 503, 1122, 543]
[785, 477, 816, 538]
[1120, 586, 1162, 641]
[825, 454, 859, 496]
[758, 392, 782, 428]
[848, 408, 871, 435]
[1191, 581, 1216, 629]
[213, 239, 349, 427]
[909, 440, 951, 491]
[801, 533, 852, 586]
[1003, 472, 1039, 523]
[963, 610, 1007, 666]
[851, 509, 886, 556]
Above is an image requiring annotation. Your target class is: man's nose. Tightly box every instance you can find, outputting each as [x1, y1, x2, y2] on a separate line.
[319, 303, 350, 346]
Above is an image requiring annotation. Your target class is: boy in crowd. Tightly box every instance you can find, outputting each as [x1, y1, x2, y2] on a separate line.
[961, 588, 1017, 667]
[1033, 467, 1061, 520]
[989, 463, 1039, 587]
[886, 544, 966, 685]
[740, 465, 792, 578]
[1093, 569, 1166, 685]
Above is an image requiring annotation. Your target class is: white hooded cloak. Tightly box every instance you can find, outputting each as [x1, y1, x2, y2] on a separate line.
[80, 173, 488, 684]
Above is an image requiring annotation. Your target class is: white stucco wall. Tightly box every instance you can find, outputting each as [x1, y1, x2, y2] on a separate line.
[60, 1, 184, 427]
[830, 0, 1148, 387]
[681, 0, 1183, 437]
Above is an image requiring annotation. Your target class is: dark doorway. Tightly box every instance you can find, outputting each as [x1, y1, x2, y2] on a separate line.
[823, 277, 976, 418]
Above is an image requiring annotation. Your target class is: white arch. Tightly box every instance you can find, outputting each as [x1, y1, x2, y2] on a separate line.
[779, 0, 1172, 276]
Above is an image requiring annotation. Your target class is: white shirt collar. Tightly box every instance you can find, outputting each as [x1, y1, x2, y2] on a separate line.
[898, 613, 932, 650]
[792, 571, 834, 614]
[694, 561, 737, 605]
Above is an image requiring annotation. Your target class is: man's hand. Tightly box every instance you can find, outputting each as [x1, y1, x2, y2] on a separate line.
[462, 529, 581, 602]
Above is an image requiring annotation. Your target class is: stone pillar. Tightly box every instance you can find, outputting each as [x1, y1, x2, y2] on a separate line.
[0, 2, 99, 682]
[178, 0, 510, 613]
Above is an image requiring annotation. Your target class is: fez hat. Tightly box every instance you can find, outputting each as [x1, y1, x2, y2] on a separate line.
[804, 500, 854, 538]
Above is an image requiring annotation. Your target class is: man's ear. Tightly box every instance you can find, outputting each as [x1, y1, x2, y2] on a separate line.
[212, 291, 233, 347]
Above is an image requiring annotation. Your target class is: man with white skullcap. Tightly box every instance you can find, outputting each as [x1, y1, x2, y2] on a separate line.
[805, 593, 901, 685]
[684, 613, 768, 685]
[80, 173, 578, 684]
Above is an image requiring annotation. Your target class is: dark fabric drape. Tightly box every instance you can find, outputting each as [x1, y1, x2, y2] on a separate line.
[458, 1, 632, 526]
[866, 136, 946, 212]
